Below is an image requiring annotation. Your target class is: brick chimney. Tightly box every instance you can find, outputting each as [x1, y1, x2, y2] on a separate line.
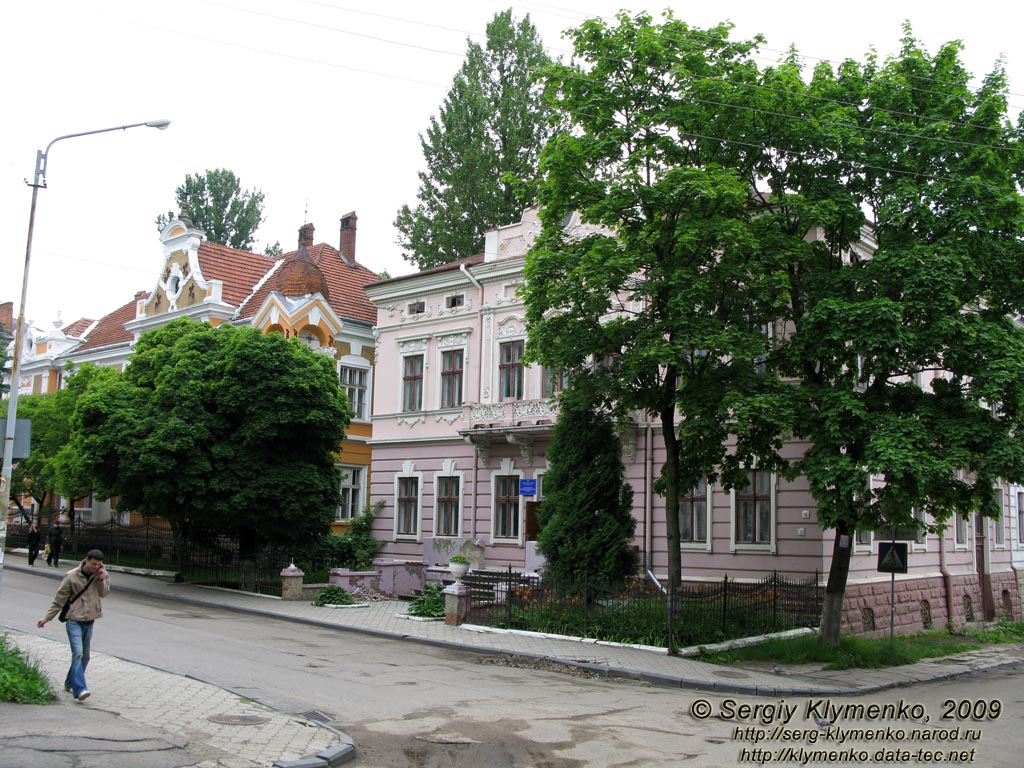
[299, 223, 315, 248]
[339, 212, 357, 266]
[0, 301, 13, 336]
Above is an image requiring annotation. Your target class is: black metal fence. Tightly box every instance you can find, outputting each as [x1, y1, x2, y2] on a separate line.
[465, 569, 822, 649]
[6, 519, 177, 570]
[177, 534, 292, 597]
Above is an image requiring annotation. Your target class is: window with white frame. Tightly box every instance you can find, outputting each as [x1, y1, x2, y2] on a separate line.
[435, 475, 461, 537]
[955, 512, 969, 547]
[494, 473, 521, 540]
[732, 468, 774, 549]
[1018, 491, 1024, 545]
[402, 354, 424, 411]
[336, 466, 363, 521]
[499, 340, 524, 401]
[680, 477, 710, 546]
[912, 507, 928, 549]
[440, 349, 464, 409]
[993, 488, 1005, 547]
[396, 477, 420, 538]
[339, 366, 368, 420]
[446, 294, 465, 309]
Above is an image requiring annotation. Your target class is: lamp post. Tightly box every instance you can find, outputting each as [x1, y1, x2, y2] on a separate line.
[0, 119, 170, 591]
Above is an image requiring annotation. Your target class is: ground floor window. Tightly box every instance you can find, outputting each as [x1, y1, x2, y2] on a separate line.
[337, 466, 363, 521]
[734, 469, 773, 547]
[494, 475, 520, 539]
[435, 475, 461, 537]
[397, 477, 420, 538]
[680, 477, 708, 544]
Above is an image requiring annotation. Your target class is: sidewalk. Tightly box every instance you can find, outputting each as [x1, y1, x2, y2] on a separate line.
[4, 551, 1024, 766]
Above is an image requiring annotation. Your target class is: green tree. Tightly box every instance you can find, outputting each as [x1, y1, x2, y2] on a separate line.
[523, 12, 793, 600]
[395, 9, 553, 268]
[73, 320, 351, 552]
[536, 395, 636, 584]
[155, 169, 266, 251]
[7, 364, 114, 523]
[762, 31, 1024, 644]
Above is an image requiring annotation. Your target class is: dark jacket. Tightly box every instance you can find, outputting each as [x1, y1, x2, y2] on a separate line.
[27, 528, 41, 549]
[47, 527, 64, 548]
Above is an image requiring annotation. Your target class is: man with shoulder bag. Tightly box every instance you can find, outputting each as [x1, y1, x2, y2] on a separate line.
[37, 549, 110, 702]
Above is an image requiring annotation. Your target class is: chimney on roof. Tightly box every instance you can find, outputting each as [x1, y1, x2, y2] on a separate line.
[299, 223, 315, 249]
[339, 212, 357, 266]
[0, 301, 13, 336]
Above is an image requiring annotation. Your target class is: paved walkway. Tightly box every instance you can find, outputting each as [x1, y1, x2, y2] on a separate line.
[4, 552, 1024, 767]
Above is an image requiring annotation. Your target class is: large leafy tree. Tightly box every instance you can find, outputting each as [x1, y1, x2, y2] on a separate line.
[761, 31, 1024, 644]
[395, 9, 553, 268]
[536, 394, 636, 584]
[72, 319, 351, 551]
[155, 169, 267, 252]
[6, 364, 114, 522]
[526, 10, 1024, 646]
[523, 12, 793, 600]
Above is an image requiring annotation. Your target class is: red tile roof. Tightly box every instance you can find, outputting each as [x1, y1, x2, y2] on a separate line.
[61, 318, 95, 338]
[76, 293, 149, 353]
[237, 242, 379, 326]
[196, 241, 280, 308]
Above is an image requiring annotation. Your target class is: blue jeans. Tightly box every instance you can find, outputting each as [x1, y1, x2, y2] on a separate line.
[64, 620, 94, 697]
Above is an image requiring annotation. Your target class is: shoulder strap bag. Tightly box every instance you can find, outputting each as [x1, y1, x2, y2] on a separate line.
[58, 574, 96, 623]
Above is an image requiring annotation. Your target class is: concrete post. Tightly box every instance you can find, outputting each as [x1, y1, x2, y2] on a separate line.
[280, 563, 305, 601]
[444, 582, 471, 625]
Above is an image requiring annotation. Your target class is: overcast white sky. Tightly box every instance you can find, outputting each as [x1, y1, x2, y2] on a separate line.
[2, 0, 1021, 329]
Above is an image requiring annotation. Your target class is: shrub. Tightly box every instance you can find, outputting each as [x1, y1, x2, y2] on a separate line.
[314, 585, 355, 606]
[0, 632, 55, 704]
[407, 582, 446, 618]
[449, 553, 470, 564]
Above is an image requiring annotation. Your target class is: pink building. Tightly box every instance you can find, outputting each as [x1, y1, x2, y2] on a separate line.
[365, 209, 1021, 635]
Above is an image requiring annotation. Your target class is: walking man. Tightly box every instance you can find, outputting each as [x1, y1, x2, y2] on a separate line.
[46, 524, 64, 567]
[37, 549, 110, 702]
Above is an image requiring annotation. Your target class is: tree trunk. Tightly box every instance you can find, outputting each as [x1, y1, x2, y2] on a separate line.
[238, 528, 259, 593]
[661, 409, 682, 597]
[819, 521, 853, 646]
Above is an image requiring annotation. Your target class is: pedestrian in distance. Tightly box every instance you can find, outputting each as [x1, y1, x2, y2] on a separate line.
[27, 522, 41, 566]
[37, 549, 110, 702]
[46, 524, 64, 567]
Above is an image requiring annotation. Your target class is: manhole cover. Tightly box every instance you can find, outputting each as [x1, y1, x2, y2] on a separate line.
[207, 714, 270, 726]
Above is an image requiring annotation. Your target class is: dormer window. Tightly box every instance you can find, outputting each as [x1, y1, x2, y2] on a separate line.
[446, 294, 465, 309]
[408, 300, 425, 315]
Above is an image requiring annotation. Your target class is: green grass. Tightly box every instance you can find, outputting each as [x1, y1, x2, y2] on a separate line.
[694, 625, 1021, 670]
[0, 632, 55, 705]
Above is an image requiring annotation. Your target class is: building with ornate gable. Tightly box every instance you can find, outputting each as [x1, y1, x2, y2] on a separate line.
[5, 212, 379, 531]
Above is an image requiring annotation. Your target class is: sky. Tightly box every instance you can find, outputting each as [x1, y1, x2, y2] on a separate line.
[1, 0, 1021, 330]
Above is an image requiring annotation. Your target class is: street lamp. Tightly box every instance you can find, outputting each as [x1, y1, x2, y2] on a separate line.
[0, 119, 170, 587]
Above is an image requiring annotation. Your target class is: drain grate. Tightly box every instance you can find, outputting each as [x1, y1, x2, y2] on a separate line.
[207, 714, 270, 726]
[299, 709, 336, 724]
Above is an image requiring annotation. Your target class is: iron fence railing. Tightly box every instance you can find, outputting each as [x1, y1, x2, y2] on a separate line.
[6, 519, 177, 571]
[177, 534, 291, 597]
[465, 568, 822, 650]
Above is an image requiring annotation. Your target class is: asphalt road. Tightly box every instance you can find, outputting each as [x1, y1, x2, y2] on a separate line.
[3, 568, 1023, 767]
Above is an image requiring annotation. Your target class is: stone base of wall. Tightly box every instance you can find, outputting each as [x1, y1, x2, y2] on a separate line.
[841, 572, 1021, 638]
[330, 559, 426, 597]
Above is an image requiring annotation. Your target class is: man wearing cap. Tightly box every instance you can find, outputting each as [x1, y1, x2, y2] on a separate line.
[37, 549, 110, 702]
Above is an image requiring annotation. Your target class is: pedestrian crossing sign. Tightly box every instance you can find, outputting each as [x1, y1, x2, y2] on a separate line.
[877, 542, 908, 574]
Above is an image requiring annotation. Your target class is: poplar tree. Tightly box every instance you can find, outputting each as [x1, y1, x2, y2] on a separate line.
[395, 10, 552, 268]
